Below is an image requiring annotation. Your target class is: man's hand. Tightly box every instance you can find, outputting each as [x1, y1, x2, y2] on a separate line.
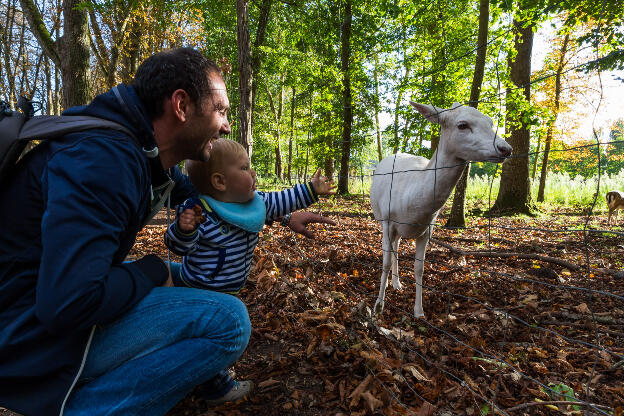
[177, 204, 205, 233]
[310, 168, 336, 196]
[288, 211, 336, 239]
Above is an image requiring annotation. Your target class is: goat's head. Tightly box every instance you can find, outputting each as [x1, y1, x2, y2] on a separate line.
[410, 101, 512, 163]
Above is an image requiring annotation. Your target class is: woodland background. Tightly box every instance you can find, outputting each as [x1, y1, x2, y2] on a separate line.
[1, 0, 624, 415]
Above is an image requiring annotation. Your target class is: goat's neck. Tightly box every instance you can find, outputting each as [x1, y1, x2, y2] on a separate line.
[420, 147, 466, 212]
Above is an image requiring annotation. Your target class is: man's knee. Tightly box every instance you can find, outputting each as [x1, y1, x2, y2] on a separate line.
[193, 290, 251, 351]
[221, 294, 251, 351]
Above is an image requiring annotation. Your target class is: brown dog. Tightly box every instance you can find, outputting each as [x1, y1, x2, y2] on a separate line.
[606, 190, 624, 225]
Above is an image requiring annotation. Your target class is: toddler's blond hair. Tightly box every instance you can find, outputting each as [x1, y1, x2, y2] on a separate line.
[187, 139, 248, 195]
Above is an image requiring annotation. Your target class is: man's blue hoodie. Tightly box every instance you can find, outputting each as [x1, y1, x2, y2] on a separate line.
[0, 85, 195, 415]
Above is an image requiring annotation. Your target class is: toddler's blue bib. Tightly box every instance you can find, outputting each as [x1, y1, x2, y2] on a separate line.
[199, 193, 266, 233]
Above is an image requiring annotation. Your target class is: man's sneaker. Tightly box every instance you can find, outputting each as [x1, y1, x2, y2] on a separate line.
[204, 380, 254, 406]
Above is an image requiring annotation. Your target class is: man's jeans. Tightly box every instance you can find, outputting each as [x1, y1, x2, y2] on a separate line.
[64, 287, 251, 415]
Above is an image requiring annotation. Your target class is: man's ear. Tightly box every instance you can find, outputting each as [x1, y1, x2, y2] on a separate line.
[171, 89, 190, 123]
[211, 172, 227, 192]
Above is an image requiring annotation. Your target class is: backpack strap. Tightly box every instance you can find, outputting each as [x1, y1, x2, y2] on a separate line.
[17, 115, 136, 141]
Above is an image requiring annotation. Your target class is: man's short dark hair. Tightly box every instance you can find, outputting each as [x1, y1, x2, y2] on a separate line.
[132, 48, 222, 119]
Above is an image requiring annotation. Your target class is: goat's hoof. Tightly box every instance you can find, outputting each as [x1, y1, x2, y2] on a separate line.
[374, 299, 385, 315]
[413, 307, 424, 318]
[391, 278, 402, 291]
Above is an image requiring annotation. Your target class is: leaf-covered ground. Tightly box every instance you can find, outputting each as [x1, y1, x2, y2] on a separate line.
[4, 197, 621, 416]
[130, 196, 621, 416]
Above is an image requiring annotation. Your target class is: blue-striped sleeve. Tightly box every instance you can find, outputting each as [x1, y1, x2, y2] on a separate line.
[262, 183, 318, 222]
[164, 219, 200, 256]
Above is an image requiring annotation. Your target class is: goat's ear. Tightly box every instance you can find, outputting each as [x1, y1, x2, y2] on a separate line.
[451, 101, 462, 109]
[410, 101, 443, 124]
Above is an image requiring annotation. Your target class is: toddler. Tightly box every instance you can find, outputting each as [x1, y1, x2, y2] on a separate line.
[164, 138, 334, 403]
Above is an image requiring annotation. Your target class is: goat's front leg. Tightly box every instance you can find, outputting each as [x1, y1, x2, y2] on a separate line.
[413, 232, 430, 318]
[375, 223, 394, 315]
[391, 237, 402, 290]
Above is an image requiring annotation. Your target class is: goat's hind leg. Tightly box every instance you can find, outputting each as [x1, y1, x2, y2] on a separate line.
[413, 233, 430, 318]
[391, 237, 402, 290]
[374, 223, 394, 315]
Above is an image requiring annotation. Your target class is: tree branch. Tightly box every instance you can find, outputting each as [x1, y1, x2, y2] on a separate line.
[430, 238, 580, 270]
[19, 0, 60, 66]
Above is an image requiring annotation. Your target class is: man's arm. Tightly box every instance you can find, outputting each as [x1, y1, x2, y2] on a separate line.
[169, 165, 199, 206]
[35, 137, 168, 332]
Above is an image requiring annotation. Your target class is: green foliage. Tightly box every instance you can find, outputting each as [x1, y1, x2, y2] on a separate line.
[468, 171, 624, 208]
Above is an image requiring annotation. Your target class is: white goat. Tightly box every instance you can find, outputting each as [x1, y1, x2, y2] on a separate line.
[606, 190, 624, 225]
[370, 101, 513, 317]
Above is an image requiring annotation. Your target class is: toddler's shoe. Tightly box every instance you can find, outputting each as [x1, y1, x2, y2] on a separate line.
[204, 380, 254, 405]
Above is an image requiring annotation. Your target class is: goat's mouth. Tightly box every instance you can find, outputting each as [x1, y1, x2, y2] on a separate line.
[485, 154, 510, 163]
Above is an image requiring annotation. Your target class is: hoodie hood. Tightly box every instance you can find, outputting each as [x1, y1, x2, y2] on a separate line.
[62, 84, 156, 150]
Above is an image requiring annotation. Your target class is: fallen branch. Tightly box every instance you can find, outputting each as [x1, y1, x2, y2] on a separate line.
[506, 400, 612, 412]
[430, 239, 580, 270]
[539, 320, 624, 338]
[430, 239, 624, 278]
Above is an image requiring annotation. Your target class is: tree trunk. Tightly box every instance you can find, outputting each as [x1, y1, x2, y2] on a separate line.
[288, 86, 295, 184]
[21, 0, 91, 109]
[337, 0, 352, 195]
[59, 0, 91, 108]
[492, 15, 535, 214]
[274, 145, 282, 179]
[531, 134, 541, 180]
[537, 33, 569, 202]
[324, 109, 333, 180]
[236, 0, 253, 156]
[265, 73, 284, 180]
[44, 56, 52, 114]
[1, 0, 17, 107]
[392, 64, 410, 154]
[446, 0, 490, 228]
[250, 0, 272, 138]
[373, 54, 383, 161]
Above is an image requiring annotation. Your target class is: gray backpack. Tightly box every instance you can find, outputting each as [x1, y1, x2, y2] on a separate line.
[0, 98, 136, 182]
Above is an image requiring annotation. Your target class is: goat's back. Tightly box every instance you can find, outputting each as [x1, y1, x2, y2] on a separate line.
[370, 153, 428, 220]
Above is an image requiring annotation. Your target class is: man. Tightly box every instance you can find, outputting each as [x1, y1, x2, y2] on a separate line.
[0, 48, 333, 416]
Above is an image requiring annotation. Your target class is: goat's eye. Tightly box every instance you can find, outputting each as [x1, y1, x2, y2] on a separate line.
[457, 122, 469, 130]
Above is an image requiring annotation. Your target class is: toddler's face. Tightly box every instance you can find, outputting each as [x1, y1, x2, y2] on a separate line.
[221, 154, 256, 203]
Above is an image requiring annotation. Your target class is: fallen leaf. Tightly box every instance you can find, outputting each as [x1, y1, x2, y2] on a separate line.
[348, 374, 372, 407]
[416, 400, 436, 416]
[361, 391, 383, 412]
[574, 303, 591, 314]
[258, 378, 281, 389]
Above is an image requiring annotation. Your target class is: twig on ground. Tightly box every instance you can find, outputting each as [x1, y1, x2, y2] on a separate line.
[506, 400, 612, 412]
[430, 238, 581, 270]
[431, 238, 624, 279]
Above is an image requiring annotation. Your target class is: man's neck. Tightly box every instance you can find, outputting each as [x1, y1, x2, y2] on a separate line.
[152, 118, 177, 169]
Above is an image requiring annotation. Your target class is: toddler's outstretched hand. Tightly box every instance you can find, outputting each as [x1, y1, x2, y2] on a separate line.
[310, 168, 336, 195]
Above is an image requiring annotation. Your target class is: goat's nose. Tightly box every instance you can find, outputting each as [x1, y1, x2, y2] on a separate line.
[496, 141, 512, 157]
